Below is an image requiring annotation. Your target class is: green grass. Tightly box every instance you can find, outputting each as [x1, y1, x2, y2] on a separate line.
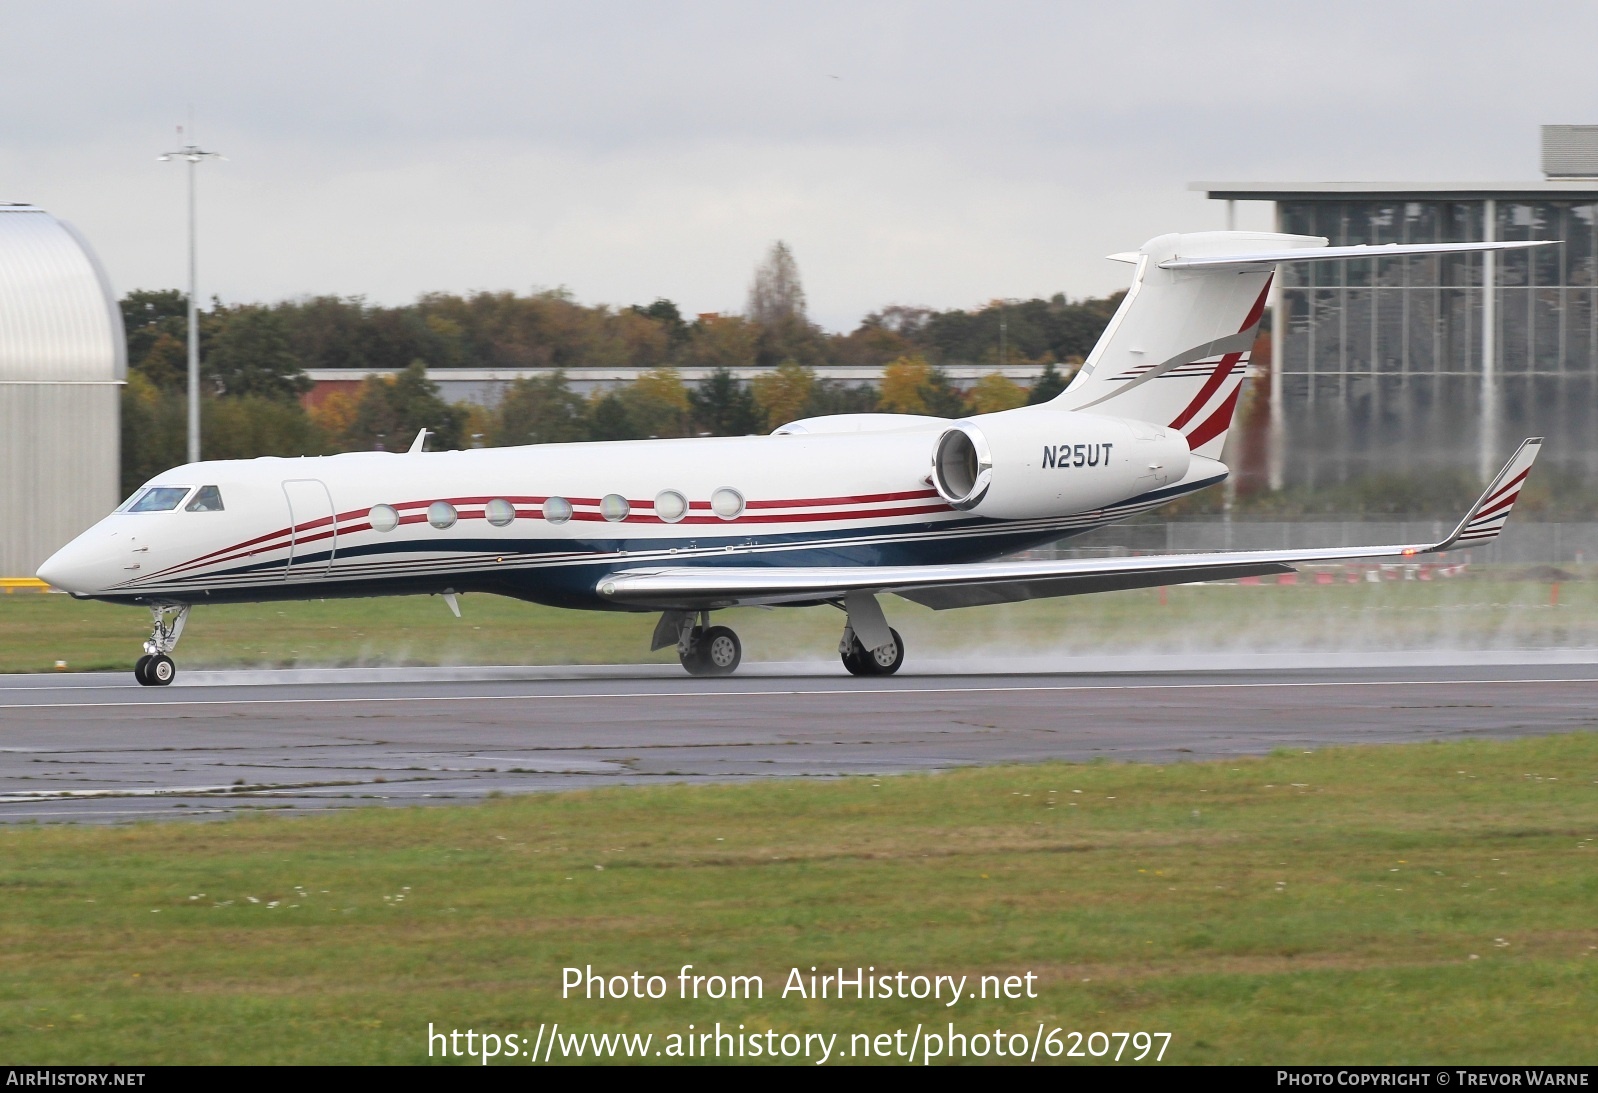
[1, 735, 1595, 1064]
[0, 570, 1590, 673]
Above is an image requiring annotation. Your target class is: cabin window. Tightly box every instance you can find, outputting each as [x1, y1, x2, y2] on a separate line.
[711, 487, 745, 520]
[185, 485, 224, 512]
[600, 493, 630, 522]
[427, 501, 458, 529]
[369, 504, 399, 533]
[485, 498, 516, 527]
[544, 496, 572, 524]
[128, 487, 191, 513]
[654, 489, 687, 523]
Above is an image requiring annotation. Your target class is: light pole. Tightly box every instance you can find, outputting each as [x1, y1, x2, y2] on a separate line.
[159, 131, 221, 465]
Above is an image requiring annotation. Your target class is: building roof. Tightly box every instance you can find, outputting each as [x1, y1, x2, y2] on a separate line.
[302, 364, 1049, 385]
[1189, 181, 1598, 202]
[0, 205, 125, 383]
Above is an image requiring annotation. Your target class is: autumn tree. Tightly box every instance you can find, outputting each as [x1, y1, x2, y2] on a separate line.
[751, 360, 815, 431]
[747, 241, 806, 327]
[345, 361, 468, 451]
[492, 370, 587, 446]
[680, 313, 760, 371]
[879, 354, 966, 417]
[204, 305, 312, 401]
[969, 372, 1028, 414]
[689, 367, 763, 436]
[1026, 361, 1070, 405]
[121, 289, 189, 389]
[619, 368, 692, 438]
[586, 392, 636, 441]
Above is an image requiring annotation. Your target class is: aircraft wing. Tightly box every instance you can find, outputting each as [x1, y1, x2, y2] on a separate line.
[596, 439, 1542, 612]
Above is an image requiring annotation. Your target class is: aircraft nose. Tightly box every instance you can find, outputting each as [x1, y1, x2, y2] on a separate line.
[37, 536, 109, 595]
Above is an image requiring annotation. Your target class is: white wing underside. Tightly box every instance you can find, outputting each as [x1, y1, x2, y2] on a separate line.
[597, 440, 1543, 612]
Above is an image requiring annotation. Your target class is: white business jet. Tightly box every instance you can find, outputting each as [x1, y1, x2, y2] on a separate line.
[39, 231, 1547, 686]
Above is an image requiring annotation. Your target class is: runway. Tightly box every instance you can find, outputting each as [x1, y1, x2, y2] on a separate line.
[3, 653, 1597, 823]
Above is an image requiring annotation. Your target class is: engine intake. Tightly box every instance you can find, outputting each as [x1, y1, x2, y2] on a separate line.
[930, 407, 1191, 520]
[932, 424, 993, 509]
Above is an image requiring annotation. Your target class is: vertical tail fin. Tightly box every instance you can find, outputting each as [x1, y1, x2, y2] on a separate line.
[1054, 231, 1320, 459]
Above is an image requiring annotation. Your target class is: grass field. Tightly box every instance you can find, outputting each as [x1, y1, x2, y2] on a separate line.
[1, 734, 1594, 1064]
[0, 570, 1592, 673]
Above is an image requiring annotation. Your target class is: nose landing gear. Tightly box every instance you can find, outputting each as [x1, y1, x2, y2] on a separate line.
[134, 653, 176, 686]
[135, 605, 189, 687]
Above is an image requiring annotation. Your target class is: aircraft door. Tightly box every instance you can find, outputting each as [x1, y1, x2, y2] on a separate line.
[282, 479, 337, 580]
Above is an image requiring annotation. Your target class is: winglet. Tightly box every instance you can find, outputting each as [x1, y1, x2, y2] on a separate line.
[1435, 438, 1543, 551]
[408, 428, 431, 453]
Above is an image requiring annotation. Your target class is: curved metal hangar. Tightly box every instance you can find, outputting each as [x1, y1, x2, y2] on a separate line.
[0, 204, 124, 579]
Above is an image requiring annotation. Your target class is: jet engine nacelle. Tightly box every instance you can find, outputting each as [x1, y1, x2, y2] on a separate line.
[930, 407, 1191, 519]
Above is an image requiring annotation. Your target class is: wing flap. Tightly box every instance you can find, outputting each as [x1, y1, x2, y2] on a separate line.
[896, 561, 1295, 610]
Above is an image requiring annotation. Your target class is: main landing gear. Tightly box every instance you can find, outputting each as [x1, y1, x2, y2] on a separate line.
[658, 610, 743, 677]
[837, 590, 904, 677]
[134, 605, 189, 687]
[652, 591, 906, 679]
[840, 625, 905, 677]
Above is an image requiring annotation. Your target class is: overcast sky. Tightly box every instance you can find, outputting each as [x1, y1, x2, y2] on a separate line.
[2, 1, 1594, 331]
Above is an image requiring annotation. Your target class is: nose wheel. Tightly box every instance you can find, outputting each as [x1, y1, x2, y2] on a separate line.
[134, 654, 176, 687]
[134, 605, 188, 687]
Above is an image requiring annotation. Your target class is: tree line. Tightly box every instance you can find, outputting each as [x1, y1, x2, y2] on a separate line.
[120, 242, 1109, 495]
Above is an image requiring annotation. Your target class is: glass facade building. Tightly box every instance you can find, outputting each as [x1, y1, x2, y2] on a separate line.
[1193, 182, 1598, 488]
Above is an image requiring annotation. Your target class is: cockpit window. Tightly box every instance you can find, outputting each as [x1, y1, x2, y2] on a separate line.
[128, 487, 191, 513]
[185, 486, 225, 512]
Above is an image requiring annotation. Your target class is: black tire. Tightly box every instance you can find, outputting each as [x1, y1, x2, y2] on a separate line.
[843, 628, 904, 677]
[147, 654, 176, 687]
[840, 641, 871, 676]
[698, 626, 741, 676]
[134, 654, 153, 686]
[679, 627, 712, 676]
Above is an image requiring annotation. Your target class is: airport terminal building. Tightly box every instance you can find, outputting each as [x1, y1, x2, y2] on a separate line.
[1195, 125, 1598, 489]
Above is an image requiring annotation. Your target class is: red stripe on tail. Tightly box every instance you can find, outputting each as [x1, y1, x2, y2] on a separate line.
[1169, 351, 1242, 432]
[1183, 384, 1243, 451]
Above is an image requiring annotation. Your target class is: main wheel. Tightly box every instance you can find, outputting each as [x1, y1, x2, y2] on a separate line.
[697, 625, 742, 676]
[841, 628, 905, 677]
[134, 654, 153, 686]
[146, 654, 176, 687]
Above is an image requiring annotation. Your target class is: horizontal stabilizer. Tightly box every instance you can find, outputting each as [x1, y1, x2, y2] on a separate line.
[1160, 239, 1552, 270]
[595, 441, 1543, 612]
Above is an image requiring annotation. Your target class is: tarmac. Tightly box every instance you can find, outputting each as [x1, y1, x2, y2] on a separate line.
[3, 650, 1596, 823]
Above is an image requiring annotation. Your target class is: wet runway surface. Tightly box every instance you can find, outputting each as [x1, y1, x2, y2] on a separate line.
[3, 654, 1597, 823]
